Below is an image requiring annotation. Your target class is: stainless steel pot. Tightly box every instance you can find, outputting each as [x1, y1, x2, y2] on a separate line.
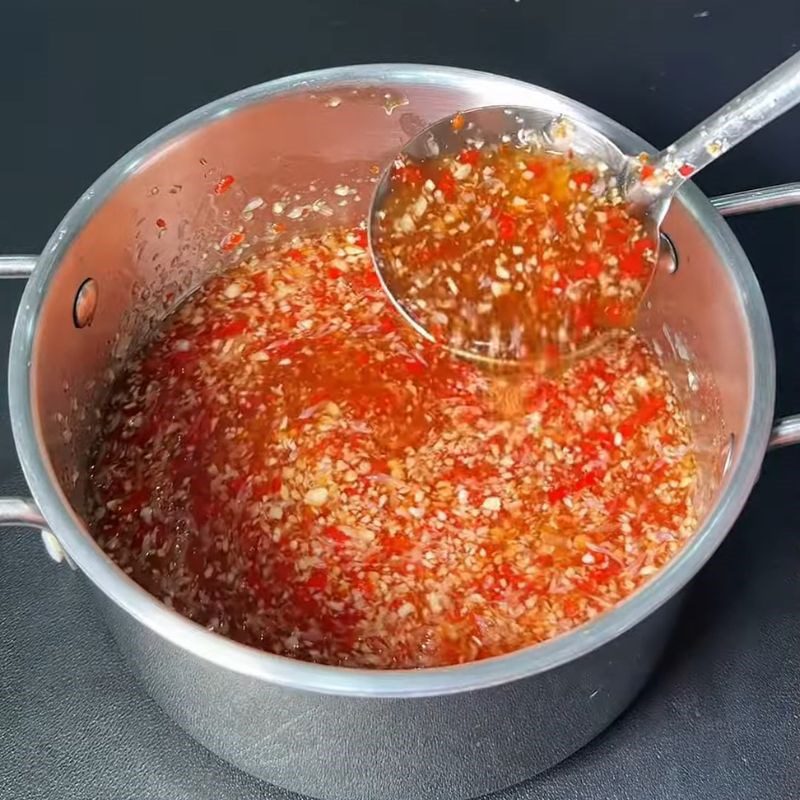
[2, 65, 800, 800]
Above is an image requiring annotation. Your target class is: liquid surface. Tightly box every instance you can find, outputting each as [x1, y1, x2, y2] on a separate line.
[374, 144, 656, 365]
[89, 226, 697, 669]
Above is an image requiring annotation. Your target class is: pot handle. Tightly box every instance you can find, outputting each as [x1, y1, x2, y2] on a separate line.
[0, 255, 37, 278]
[0, 497, 70, 564]
[0, 497, 47, 529]
[0, 262, 47, 526]
[711, 182, 800, 216]
[0, 255, 72, 562]
[711, 183, 800, 450]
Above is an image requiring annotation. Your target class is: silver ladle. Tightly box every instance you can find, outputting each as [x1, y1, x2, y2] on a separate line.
[369, 51, 800, 367]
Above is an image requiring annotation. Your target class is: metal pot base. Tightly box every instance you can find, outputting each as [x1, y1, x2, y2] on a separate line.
[102, 591, 682, 800]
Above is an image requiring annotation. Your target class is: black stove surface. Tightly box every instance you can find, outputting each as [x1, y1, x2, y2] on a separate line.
[2, 2, 800, 798]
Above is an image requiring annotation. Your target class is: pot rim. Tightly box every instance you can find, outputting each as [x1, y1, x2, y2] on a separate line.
[8, 63, 775, 698]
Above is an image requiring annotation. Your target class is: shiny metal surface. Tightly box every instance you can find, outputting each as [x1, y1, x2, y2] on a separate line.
[101, 585, 681, 800]
[0, 64, 793, 799]
[0, 255, 37, 279]
[769, 416, 800, 450]
[711, 182, 800, 216]
[0, 496, 46, 528]
[0, 494, 71, 566]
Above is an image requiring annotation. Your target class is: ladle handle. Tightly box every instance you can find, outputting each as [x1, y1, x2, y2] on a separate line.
[645, 51, 800, 203]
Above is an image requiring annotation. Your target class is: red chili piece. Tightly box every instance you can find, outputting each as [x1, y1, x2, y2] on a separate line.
[214, 175, 235, 195]
[221, 231, 245, 251]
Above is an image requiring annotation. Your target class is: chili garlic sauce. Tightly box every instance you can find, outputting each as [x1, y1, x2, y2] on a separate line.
[89, 226, 697, 669]
[374, 144, 656, 364]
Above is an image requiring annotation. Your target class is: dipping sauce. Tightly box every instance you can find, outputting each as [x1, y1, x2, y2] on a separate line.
[89, 226, 696, 669]
[374, 144, 656, 364]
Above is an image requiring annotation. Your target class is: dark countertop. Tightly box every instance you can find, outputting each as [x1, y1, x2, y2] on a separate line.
[2, 2, 800, 798]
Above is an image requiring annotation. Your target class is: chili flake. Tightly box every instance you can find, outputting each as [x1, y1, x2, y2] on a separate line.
[221, 230, 245, 251]
[214, 174, 236, 195]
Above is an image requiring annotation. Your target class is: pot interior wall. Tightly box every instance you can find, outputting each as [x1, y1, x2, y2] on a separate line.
[30, 73, 744, 545]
